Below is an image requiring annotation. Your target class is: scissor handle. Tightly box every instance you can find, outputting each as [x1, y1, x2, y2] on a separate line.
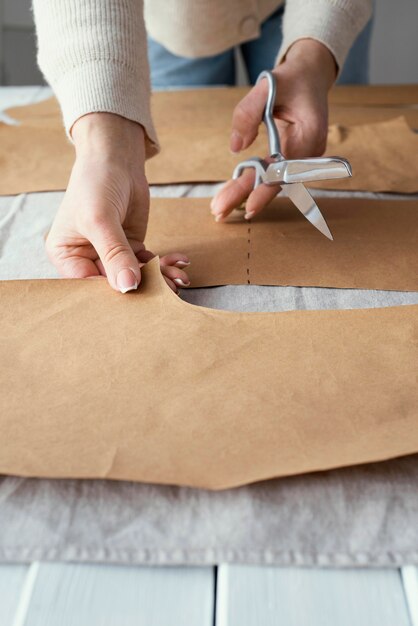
[256, 70, 283, 160]
[232, 157, 269, 188]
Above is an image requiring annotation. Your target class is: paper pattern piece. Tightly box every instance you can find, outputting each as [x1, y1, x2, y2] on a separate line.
[328, 83, 418, 106]
[318, 117, 418, 192]
[329, 105, 418, 129]
[145, 197, 418, 291]
[1, 87, 418, 194]
[0, 257, 417, 490]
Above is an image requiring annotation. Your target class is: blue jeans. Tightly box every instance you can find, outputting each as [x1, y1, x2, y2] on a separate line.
[148, 6, 373, 88]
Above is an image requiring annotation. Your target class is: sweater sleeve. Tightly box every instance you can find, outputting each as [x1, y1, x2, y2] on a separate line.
[32, 0, 159, 158]
[276, 0, 373, 73]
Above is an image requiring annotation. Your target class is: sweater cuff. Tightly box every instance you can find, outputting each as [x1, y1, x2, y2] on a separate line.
[276, 0, 373, 74]
[52, 60, 159, 159]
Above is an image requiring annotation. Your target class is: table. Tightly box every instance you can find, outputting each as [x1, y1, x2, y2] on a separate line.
[1, 86, 417, 626]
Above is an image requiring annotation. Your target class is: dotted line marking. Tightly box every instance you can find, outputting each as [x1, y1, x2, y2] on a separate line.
[247, 223, 251, 284]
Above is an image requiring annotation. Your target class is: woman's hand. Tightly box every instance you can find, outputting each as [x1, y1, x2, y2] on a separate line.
[46, 113, 190, 293]
[211, 39, 337, 221]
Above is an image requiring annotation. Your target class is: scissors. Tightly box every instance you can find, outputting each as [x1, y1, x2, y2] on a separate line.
[232, 70, 352, 240]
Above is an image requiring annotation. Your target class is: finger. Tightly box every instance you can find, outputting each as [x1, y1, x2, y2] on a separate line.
[96, 239, 148, 279]
[136, 248, 155, 265]
[95, 257, 106, 276]
[55, 253, 101, 279]
[210, 168, 256, 220]
[212, 175, 279, 221]
[243, 183, 280, 219]
[84, 215, 142, 293]
[159, 253, 190, 268]
[136, 249, 191, 269]
[161, 265, 190, 288]
[163, 276, 178, 294]
[135, 248, 190, 269]
[230, 80, 268, 153]
[45, 236, 101, 279]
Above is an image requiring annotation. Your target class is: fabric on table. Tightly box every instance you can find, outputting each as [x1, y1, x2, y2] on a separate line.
[317, 117, 418, 193]
[328, 105, 418, 129]
[328, 84, 418, 106]
[1, 87, 418, 567]
[0, 454, 417, 567]
[0, 187, 418, 566]
[2, 90, 418, 195]
[145, 196, 418, 291]
[2, 259, 418, 490]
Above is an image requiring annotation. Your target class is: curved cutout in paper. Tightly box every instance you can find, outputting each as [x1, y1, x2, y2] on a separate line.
[0, 257, 417, 490]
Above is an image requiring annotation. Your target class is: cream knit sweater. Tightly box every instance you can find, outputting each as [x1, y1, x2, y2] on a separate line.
[33, 0, 372, 157]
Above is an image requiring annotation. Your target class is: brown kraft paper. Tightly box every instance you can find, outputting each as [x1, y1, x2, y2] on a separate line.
[317, 117, 418, 193]
[329, 105, 418, 128]
[328, 83, 418, 106]
[0, 257, 417, 490]
[145, 197, 418, 291]
[1, 88, 418, 194]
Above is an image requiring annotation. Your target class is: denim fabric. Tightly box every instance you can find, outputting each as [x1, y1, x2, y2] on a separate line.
[148, 7, 372, 88]
[337, 19, 373, 85]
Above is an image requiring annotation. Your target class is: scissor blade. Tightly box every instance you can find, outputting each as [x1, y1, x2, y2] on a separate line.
[282, 183, 334, 240]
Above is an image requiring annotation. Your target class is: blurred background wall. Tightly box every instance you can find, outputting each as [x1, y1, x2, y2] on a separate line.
[0, 0, 417, 85]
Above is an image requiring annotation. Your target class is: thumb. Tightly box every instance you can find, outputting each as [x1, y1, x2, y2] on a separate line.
[230, 79, 268, 153]
[86, 216, 142, 293]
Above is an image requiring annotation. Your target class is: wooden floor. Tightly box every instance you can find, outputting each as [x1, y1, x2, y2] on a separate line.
[0, 563, 416, 625]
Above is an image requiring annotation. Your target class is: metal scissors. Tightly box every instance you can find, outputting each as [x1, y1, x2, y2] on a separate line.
[233, 70, 352, 240]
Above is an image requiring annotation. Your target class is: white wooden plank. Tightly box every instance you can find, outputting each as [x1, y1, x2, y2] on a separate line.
[216, 565, 411, 626]
[23, 563, 214, 626]
[0, 564, 29, 625]
[11, 562, 40, 626]
[402, 567, 418, 626]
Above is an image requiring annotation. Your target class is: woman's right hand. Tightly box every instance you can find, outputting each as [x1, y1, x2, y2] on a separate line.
[211, 39, 337, 222]
[46, 112, 190, 293]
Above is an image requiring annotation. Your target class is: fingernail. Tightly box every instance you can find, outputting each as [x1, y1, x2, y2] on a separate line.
[174, 278, 190, 288]
[214, 214, 224, 223]
[210, 198, 215, 211]
[117, 268, 138, 294]
[244, 211, 255, 220]
[175, 261, 190, 268]
[230, 130, 243, 154]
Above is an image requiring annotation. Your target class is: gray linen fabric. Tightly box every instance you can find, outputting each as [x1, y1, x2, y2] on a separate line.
[0, 189, 417, 567]
[0, 456, 417, 567]
[0, 88, 417, 566]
